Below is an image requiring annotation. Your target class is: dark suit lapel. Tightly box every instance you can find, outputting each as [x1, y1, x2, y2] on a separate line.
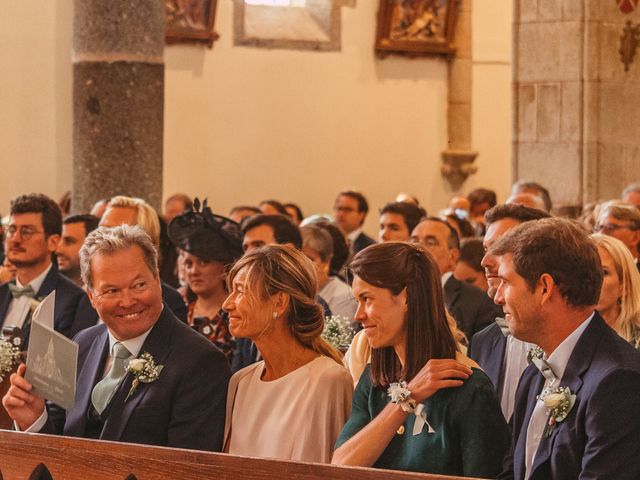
[65, 328, 109, 437]
[513, 368, 545, 479]
[0, 283, 12, 326]
[35, 264, 58, 298]
[101, 309, 175, 441]
[529, 313, 603, 477]
[486, 327, 507, 390]
[443, 275, 460, 311]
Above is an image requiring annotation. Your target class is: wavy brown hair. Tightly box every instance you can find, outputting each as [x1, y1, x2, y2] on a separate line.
[349, 242, 457, 387]
[227, 244, 342, 364]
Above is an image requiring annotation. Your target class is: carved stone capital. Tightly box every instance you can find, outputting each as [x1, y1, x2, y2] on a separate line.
[440, 150, 478, 191]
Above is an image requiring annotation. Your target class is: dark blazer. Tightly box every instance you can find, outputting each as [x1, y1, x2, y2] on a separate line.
[70, 281, 187, 337]
[44, 308, 230, 451]
[0, 264, 85, 345]
[352, 232, 376, 254]
[444, 275, 503, 341]
[500, 313, 640, 480]
[468, 321, 507, 392]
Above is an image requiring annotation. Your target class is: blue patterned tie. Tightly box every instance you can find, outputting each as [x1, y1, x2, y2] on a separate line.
[91, 342, 131, 414]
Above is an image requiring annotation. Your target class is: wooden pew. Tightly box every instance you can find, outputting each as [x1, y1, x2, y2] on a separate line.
[0, 430, 484, 480]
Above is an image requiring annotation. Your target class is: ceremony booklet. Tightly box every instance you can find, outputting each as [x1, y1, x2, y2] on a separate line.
[25, 291, 78, 410]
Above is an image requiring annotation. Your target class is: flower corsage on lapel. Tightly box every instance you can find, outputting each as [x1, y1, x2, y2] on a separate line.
[540, 386, 576, 437]
[0, 336, 22, 382]
[125, 352, 163, 402]
[528, 346, 576, 437]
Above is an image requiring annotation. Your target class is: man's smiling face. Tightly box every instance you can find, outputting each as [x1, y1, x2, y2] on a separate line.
[87, 245, 162, 341]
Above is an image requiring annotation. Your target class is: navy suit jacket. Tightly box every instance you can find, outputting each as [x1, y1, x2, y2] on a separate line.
[352, 232, 376, 254]
[444, 275, 503, 341]
[44, 307, 230, 451]
[70, 281, 187, 337]
[0, 264, 84, 344]
[500, 313, 640, 480]
[468, 321, 506, 392]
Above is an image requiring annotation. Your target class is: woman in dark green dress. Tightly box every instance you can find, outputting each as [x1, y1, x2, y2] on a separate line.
[332, 242, 509, 477]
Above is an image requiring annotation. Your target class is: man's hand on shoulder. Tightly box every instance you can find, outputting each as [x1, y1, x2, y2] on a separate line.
[2, 364, 45, 431]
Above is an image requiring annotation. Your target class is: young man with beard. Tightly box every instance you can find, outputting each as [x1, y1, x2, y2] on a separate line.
[0, 194, 84, 345]
[56, 214, 99, 288]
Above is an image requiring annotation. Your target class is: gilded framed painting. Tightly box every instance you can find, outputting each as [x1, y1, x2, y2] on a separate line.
[375, 0, 459, 57]
[165, 0, 219, 47]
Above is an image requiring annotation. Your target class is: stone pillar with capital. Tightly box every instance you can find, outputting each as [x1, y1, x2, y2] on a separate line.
[71, 0, 165, 213]
[513, 1, 640, 213]
[441, 0, 478, 192]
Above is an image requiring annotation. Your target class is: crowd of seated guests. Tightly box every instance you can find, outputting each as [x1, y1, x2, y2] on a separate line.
[1, 180, 640, 480]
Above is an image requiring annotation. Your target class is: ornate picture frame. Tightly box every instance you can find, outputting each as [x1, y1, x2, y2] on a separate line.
[165, 0, 220, 48]
[375, 0, 459, 58]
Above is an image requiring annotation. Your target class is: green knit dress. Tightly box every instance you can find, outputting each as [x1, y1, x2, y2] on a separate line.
[336, 366, 510, 478]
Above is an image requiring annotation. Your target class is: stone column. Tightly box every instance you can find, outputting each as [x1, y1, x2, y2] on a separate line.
[441, 0, 477, 192]
[71, 0, 165, 213]
[513, 1, 640, 212]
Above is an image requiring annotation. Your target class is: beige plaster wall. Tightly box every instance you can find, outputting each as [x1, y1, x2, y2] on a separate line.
[468, 0, 512, 199]
[0, 1, 512, 236]
[0, 1, 73, 213]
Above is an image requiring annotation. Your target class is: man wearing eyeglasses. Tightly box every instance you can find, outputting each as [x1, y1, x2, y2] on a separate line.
[595, 201, 640, 270]
[0, 194, 85, 346]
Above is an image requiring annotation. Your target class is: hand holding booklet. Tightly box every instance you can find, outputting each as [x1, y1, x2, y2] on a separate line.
[24, 291, 78, 410]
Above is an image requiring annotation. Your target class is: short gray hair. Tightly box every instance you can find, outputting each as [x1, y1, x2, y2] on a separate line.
[80, 225, 159, 291]
[301, 225, 334, 263]
[598, 200, 640, 230]
[622, 182, 640, 198]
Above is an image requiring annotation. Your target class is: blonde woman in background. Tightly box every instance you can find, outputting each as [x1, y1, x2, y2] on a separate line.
[592, 233, 640, 348]
[222, 245, 353, 462]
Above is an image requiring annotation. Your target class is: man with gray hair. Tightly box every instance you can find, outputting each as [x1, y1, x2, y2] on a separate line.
[622, 182, 640, 209]
[4, 225, 230, 451]
[72, 196, 187, 336]
[595, 200, 640, 268]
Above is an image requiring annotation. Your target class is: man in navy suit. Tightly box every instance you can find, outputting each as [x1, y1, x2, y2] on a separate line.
[488, 217, 640, 479]
[333, 190, 376, 255]
[0, 194, 85, 346]
[411, 217, 502, 340]
[70, 196, 187, 337]
[469, 204, 550, 420]
[3, 225, 230, 451]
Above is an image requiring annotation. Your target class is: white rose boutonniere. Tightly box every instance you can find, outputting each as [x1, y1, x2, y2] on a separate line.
[0, 336, 21, 382]
[125, 352, 164, 402]
[540, 385, 576, 437]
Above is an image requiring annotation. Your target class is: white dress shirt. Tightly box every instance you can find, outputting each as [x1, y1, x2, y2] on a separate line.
[4, 264, 52, 329]
[22, 325, 153, 433]
[524, 313, 594, 478]
[500, 335, 534, 420]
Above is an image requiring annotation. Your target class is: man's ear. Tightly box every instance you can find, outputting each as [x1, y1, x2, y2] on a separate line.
[86, 288, 97, 310]
[47, 234, 61, 253]
[449, 248, 460, 268]
[538, 273, 555, 305]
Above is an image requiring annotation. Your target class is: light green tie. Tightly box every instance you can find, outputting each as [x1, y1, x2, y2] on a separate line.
[91, 342, 131, 414]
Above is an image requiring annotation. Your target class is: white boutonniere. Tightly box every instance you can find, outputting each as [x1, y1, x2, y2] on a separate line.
[540, 386, 576, 437]
[0, 336, 21, 382]
[322, 315, 355, 350]
[125, 352, 163, 402]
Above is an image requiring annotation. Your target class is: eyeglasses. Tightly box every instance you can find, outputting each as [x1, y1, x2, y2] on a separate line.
[6, 226, 45, 240]
[594, 223, 637, 233]
[334, 206, 357, 214]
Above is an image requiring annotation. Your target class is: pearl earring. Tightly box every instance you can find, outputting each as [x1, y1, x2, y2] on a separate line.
[272, 311, 278, 319]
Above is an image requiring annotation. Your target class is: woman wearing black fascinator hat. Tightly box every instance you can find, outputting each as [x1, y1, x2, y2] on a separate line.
[168, 199, 244, 363]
